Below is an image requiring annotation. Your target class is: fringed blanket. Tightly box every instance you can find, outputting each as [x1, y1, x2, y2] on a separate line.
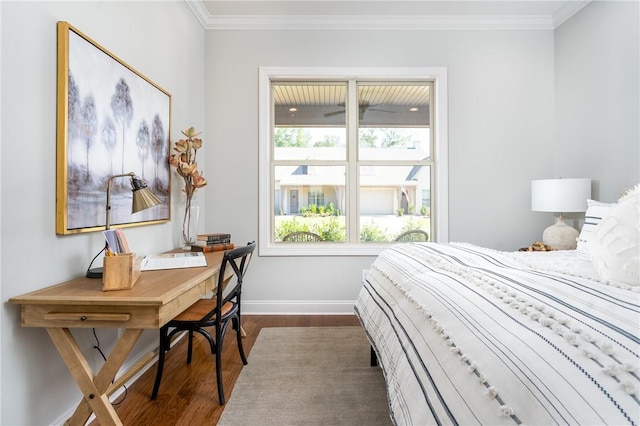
[355, 243, 640, 425]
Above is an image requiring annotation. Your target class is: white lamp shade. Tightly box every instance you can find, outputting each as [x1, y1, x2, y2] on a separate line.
[531, 178, 591, 213]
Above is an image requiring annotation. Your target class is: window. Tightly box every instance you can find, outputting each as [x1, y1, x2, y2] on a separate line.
[307, 190, 325, 207]
[259, 67, 448, 256]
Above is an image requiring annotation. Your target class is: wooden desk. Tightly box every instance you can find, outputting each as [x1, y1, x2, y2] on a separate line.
[9, 250, 226, 426]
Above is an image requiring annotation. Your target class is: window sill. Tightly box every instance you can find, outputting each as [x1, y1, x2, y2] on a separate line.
[258, 241, 397, 257]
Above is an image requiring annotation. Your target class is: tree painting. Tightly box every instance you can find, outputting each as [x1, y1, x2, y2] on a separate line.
[151, 114, 165, 185]
[102, 117, 117, 176]
[67, 73, 82, 163]
[111, 78, 134, 177]
[136, 120, 150, 179]
[57, 23, 171, 234]
[80, 95, 97, 181]
[66, 72, 83, 190]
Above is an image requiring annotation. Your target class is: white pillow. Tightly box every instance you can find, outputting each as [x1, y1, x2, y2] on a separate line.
[576, 199, 616, 258]
[590, 184, 640, 286]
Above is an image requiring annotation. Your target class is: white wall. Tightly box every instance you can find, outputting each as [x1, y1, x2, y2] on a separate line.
[1, 1, 637, 424]
[555, 0, 640, 201]
[0, 2, 205, 424]
[205, 28, 556, 310]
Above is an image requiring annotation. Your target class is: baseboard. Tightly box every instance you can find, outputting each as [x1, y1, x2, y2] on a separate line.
[242, 299, 357, 314]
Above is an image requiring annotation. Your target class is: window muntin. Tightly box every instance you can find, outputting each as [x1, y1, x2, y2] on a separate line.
[259, 67, 448, 256]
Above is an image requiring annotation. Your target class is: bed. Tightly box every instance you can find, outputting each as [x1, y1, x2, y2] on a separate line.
[355, 187, 640, 425]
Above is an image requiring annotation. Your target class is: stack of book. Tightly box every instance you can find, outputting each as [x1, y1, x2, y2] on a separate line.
[190, 233, 234, 252]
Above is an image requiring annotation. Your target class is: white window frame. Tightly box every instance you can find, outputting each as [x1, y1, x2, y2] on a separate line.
[258, 67, 449, 256]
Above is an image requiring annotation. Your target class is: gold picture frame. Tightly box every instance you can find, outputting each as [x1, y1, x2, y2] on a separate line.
[56, 21, 171, 235]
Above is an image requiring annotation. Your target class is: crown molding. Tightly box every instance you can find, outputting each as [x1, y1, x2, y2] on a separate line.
[552, 1, 591, 27]
[187, 0, 212, 28]
[186, 0, 590, 31]
[193, 14, 553, 31]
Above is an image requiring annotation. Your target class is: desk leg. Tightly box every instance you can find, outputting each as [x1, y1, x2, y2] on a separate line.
[47, 328, 143, 426]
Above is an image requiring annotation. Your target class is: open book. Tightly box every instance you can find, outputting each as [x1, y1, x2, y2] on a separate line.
[141, 252, 207, 271]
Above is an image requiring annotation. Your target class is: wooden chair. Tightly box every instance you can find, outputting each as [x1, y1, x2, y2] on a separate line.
[150, 241, 256, 405]
[394, 229, 429, 242]
[282, 231, 324, 242]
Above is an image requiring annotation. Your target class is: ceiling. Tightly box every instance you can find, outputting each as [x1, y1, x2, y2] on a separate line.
[188, 0, 592, 30]
[272, 83, 431, 126]
[273, 83, 429, 107]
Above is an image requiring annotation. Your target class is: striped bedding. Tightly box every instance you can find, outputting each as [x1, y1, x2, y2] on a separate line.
[355, 242, 640, 426]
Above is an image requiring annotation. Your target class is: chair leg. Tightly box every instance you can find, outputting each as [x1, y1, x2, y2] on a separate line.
[234, 317, 248, 365]
[186, 330, 194, 364]
[216, 324, 225, 405]
[151, 326, 169, 399]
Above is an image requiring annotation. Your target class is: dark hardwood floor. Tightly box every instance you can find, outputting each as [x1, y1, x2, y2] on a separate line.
[91, 315, 362, 425]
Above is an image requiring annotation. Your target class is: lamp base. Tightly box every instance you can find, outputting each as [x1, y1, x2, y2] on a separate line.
[542, 216, 579, 250]
[86, 267, 103, 279]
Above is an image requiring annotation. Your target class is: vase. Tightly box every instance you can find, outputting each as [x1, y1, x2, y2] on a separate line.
[181, 195, 200, 249]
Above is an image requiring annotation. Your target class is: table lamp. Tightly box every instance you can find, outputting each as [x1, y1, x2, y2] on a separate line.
[531, 178, 591, 250]
[86, 172, 161, 278]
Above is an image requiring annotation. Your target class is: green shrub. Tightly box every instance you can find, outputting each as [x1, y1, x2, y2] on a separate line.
[316, 217, 346, 242]
[360, 223, 389, 242]
[275, 218, 311, 240]
[326, 202, 334, 215]
[276, 216, 346, 241]
[398, 217, 429, 237]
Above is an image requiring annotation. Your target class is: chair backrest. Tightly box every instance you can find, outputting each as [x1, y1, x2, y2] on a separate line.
[394, 230, 429, 242]
[282, 231, 324, 242]
[216, 241, 256, 309]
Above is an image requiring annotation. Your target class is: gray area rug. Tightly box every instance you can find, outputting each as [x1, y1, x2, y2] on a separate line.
[218, 326, 392, 426]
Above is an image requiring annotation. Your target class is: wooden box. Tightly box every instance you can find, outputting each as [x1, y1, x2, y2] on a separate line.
[102, 253, 141, 291]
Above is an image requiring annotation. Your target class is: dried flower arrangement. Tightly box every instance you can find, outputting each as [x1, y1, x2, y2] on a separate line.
[169, 127, 207, 244]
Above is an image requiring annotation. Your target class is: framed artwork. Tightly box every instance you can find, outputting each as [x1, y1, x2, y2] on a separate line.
[56, 21, 171, 235]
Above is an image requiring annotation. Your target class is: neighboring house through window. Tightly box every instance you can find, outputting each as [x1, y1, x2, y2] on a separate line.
[259, 67, 449, 256]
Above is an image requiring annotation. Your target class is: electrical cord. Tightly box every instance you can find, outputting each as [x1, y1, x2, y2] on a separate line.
[86, 244, 108, 277]
[92, 328, 128, 405]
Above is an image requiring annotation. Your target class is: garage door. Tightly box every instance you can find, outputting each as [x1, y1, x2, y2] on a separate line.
[361, 188, 394, 215]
